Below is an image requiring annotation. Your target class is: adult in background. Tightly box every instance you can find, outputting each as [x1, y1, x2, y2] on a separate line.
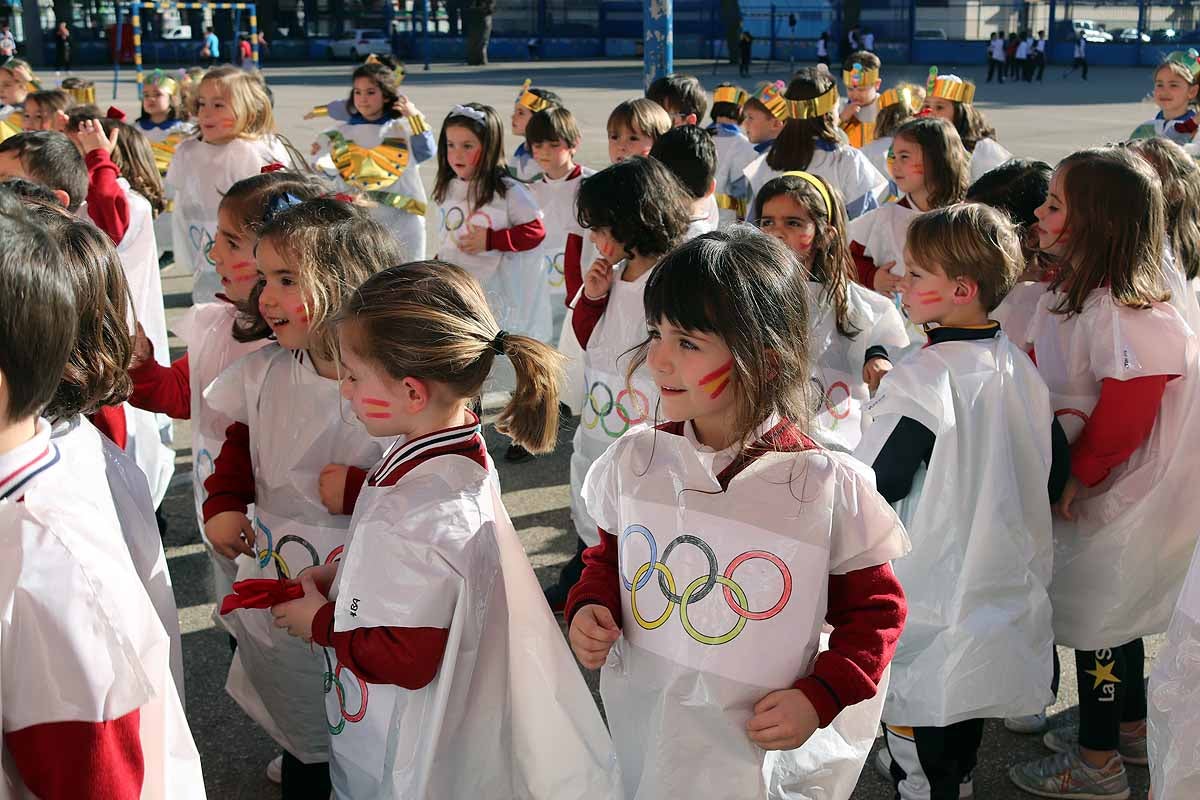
[1034, 30, 1047, 81]
[200, 26, 218, 67]
[862, 26, 875, 52]
[54, 21, 70, 73]
[739, 30, 753, 76]
[816, 31, 830, 65]
[1064, 31, 1087, 80]
[987, 32, 1006, 83]
[1015, 31, 1031, 82]
[0, 23, 15, 59]
[1005, 31, 1020, 79]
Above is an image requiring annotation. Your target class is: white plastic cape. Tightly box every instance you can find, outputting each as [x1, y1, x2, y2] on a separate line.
[584, 420, 909, 799]
[529, 165, 594, 312]
[861, 137, 894, 198]
[141, 119, 195, 257]
[743, 146, 888, 219]
[967, 137, 1013, 184]
[1009, 289, 1200, 649]
[434, 175, 549, 340]
[51, 415, 185, 701]
[173, 300, 268, 609]
[205, 345, 385, 761]
[0, 422, 204, 798]
[164, 135, 291, 303]
[569, 263, 659, 547]
[846, 201, 925, 358]
[806, 281, 909, 453]
[324, 431, 621, 799]
[713, 128, 759, 226]
[1162, 244, 1200, 335]
[1150, 537, 1200, 800]
[854, 332, 1055, 726]
[313, 116, 430, 262]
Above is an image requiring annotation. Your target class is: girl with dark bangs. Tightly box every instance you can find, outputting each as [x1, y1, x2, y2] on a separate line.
[754, 171, 909, 452]
[565, 227, 908, 799]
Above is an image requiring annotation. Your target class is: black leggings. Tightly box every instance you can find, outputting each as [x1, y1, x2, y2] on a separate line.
[281, 752, 331, 799]
[1075, 639, 1146, 751]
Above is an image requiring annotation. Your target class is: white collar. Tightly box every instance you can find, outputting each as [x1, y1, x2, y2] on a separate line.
[0, 418, 59, 502]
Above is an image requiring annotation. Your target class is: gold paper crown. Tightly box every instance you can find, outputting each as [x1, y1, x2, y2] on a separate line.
[63, 83, 96, 105]
[145, 69, 179, 96]
[364, 54, 406, 85]
[1166, 49, 1200, 80]
[879, 86, 913, 110]
[712, 85, 749, 107]
[843, 63, 881, 88]
[757, 81, 838, 120]
[926, 67, 976, 103]
[517, 78, 553, 112]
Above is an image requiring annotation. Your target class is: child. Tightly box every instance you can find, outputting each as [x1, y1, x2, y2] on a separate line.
[848, 117, 970, 298]
[177, 65, 206, 122]
[1006, 147, 1200, 799]
[431, 103, 547, 340]
[0, 130, 87, 210]
[855, 202, 1063, 800]
[863, 83, 923, 194]
[21, 87, 70, 130]
[59, 75, 95, 106]
[566, 227, 909, 798]
[840, 50, 884, 148]
[742, 82, 787, 158]
[544, 156, 691, 611]
[754, 171, 909, 452]
[607, 97, 671, 162]
[744, 67, 888, 219]
[313, 55, 434, 261]
[967, 157, 1054, 284]
[138, 69, 194, 174]
[1130, 50, 1200, 146]
[204, 199, 398, 795]
[0, 189, 204, 796]
[270, 260, 622, 799]
[921, 69, 1012, 183]
[708, 83, 758, 225]
[649, 124, 719, 237]
[646, 72, 708, 127]
[510, 78, 561, 180]
[0, 56, 35, 131]
[165, 65, 292, 303]
[128, 170, 328, 619]
[27, 198, 185, 698]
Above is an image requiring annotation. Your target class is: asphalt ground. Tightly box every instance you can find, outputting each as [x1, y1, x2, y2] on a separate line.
[72, 56, 1165, 797]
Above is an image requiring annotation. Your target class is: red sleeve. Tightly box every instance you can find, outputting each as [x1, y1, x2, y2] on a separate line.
[850, 240, 878, 289]
[88, 405, 127, 450]
[564, 528, 623, 626]
[342, 466, 367, 514]
[128, 353, 191, 420]
[1071, 374, 1173, 487]
[202, 421, 255, 521]
[6, 709, 144, 800]
[85, 149, 130, 246]
[563, 232, 585, 307]
[793, 563, 907, 728]
[485, 217, 546, 253]
[571, 291, 610, 350]
[310, 602, 449, 690]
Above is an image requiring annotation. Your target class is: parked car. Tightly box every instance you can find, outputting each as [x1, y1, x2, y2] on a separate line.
[327, 28, 391, 60]
[162, 25, 192, 40]
[1151, 28, 1179, 43]
[1066, 19, 1114, 43]
[1117, 28, 1151, 43]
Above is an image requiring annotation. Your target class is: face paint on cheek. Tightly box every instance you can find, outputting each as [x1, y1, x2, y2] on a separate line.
[294, 305, 310, 322]
[364, 411, 392, 419]
[229, 260, 258, 282]
[698, 359, 735, 399]
[363, 397, 391, 408]
[795, 231, 815, 250]
[914, 290, 943, 305]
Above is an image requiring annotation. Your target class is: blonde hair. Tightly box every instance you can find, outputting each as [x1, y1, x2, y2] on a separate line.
[235, 198, 402, 361]
[340, 260, 564, 453]
[606, 98, 672, 141]
[197, 66, 275, 139]
[905, 202, 1024, 311]
[179, 66, 207, 122]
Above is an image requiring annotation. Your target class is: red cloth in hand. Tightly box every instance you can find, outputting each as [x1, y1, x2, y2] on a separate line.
[219, 578, 304, 615]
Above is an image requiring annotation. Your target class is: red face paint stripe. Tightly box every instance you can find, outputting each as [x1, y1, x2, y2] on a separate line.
[365, 412, 391, 419]
[915, 290, 942, 304]
[698, 359, 735, 399]
[363, 398, 391, 407]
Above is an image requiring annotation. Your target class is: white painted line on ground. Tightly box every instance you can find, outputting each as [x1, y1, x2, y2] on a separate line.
[179, 603, 217, 635]
[166, 542, 207, 560]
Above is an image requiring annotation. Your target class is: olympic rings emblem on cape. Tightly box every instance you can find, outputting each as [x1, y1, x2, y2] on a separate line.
[322, 651, 370, 735]
[619, 524, 793, 646]
[544, 251, 565, 288]
[581, 378, 650, 438]
[252, 518, 320, 580]
[811, 376, 853, 431]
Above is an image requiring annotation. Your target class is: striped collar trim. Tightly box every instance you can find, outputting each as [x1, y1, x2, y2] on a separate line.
[0, 424, 59, 503]
[370, 412, 483, 484]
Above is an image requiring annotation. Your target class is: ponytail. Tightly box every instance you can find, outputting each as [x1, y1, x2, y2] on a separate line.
[493, 331, 563, 454]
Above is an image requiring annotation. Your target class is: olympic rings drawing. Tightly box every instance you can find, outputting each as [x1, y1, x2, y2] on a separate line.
[544, 251, 566, 288]
[620, 524, 793, 646]
[195, 448, 215, 486]
[322, 656, 370, 735]
[810, 376, 853, 431]
[325, 545, 344, 565]
[1055, 407, 1091, 426]
[441, 206, 465, 232]
[252, 518, 320, 579]
[581, 379, 650, 438]
[825, 381, 852, 421]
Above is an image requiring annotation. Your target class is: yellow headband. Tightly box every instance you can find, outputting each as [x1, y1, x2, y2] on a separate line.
[780, 170, 832, 217]
[843, 65, 880, 88]
[926, 68, 976, 103]
[712, 85, 749, 107]
[517, 78, 552, 112]
[878, 86, 912, 110]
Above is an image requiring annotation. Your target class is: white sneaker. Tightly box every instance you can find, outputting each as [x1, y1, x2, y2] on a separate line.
[266, 754, 283, 784]
[874, 748, 974, 798]
[1005, 711, 1048, 734]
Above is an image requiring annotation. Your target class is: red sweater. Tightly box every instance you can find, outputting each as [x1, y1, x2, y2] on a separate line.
[485, 217, 546, 252]
[84, 149, 130, 246]
[563, 420, 907, 729]
[129, 353, 191, 420]
[6, 709, 144, 799]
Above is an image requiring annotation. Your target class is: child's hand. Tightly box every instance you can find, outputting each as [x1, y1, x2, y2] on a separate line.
[270, 572, 327, 642]
[318, 463, 350, 515]
[863, 356, 892, 395]
[395, 94, 419, 118]
[206, 511, 256, 560]
[130, 322, 153, 370]
[1055, 475, 1081, 520]
[458, 224, 488, 254]
[839, 103, 860, 123]
[873, 264, 902, 296]
[77, 118, 118, 156]
[307, 562, 341, 597]
[50, 109, 70, 134]
[583, 258, 615, 301]
[568, 604, 621, 669]
[746, 688, 820, 751]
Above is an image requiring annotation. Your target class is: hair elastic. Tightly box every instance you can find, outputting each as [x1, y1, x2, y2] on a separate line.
[260, 162, 287, 174]
[449, 104, 487, 124]
[263, 192, 303, 225]
[780, 170, 833, 217]
[105, 105, 126, 122]
[489, 329, 509, 355]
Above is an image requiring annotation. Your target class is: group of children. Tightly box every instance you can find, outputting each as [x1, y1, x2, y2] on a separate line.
[2, 45, 1200, 800]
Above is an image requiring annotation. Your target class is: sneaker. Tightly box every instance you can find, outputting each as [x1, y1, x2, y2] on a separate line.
[1042, 724, 1148, 767]
[874, 749, 974, 798]
[1009, 748, 1130, 799]
[266, 754, 283, 784]
[1006, 711, 1049, 734]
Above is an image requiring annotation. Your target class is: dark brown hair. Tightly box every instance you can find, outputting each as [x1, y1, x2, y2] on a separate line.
[219, 170, 333, 239]
[339, 260, 564, 453]
[524, 106, 582, 148]
[766, 67, 839, 172]
[646, 73, 709, 121]
[0, 131, 87, 211]
[892, 117, 970, 208]
[1126, 137, 1200, 280]
[432, 103, 508, 209]
[949, 101, 997, 153]
[906, 202, 1024, 312]
[575, 156, 691, 260]
[346, 54, 404, 120]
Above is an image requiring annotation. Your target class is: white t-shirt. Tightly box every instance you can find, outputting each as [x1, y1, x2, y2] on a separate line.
[989, 39, 1006, 60]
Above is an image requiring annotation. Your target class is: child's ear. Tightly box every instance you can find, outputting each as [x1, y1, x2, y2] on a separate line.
[705, 178, 716, 198]
[51, 189, 71, 209]
[401, 376, 431, 414]
[873, 79, 883, 91]
[951, 277, 981, 306]
[685, 113, 698, 126]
